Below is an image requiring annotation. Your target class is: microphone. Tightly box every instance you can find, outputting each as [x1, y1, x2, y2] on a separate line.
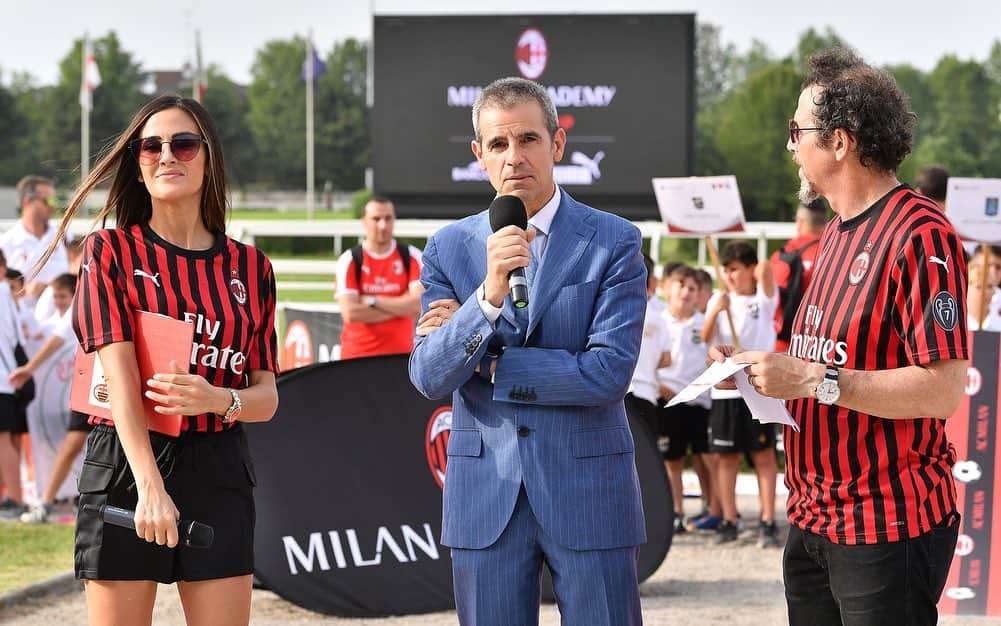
[488, 195, 530, 309]
[83, 503, 215, 549]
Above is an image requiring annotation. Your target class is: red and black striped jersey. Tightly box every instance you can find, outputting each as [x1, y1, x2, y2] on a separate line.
[73, 222, 279, 433]
[784, 185, 968, 545]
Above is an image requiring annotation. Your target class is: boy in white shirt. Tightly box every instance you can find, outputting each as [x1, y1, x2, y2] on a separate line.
[625, 255, 672, 451]
[702, 241, 780, 547]
[656, 265, 712, 534]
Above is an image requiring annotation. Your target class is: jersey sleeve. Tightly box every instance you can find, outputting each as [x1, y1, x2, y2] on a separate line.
[890, 225, 969, 365]
[247, 255, 279, 375]
[335, 250, 358, 297]
[73, 231, 134, 353]
[407, 245, 424, 287]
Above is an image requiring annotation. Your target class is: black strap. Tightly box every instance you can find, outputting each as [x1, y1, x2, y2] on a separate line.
[352, 241, 411, 287]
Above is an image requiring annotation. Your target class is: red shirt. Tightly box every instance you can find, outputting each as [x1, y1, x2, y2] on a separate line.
[335, 241, 422, 359]
[74, 223, 279, 433]
[784, 186, 967, 545]
[771, 233, 821, 352]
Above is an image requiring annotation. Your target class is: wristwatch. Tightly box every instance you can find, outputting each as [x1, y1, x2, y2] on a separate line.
[365, 295, 378, 308]
[222, 388, 243, 422]
[814, 366, 840, 405]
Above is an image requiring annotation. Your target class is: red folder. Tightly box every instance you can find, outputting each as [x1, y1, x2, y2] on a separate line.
[70, 310, 195, 437]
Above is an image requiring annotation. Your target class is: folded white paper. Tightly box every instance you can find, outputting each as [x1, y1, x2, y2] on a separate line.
[666, 357, 799, 432]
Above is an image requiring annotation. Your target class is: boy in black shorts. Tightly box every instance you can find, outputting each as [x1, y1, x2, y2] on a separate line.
[701, 241, 780, 547]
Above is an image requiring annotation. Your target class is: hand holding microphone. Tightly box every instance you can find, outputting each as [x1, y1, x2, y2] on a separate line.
[83, 503, 215, 549]
[486, 195, 536, 308]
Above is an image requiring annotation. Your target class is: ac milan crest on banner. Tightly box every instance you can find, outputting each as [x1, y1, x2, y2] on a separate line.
[940, 330, 1001, 617]
[248, 356, 672, 617]
[280, 306, 343, 370]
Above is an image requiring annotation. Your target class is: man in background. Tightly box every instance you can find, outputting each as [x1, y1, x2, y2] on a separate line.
[916, 164, 949, 209]
[335, 196, 423, 359]
[772, 199, 826, 353]
[0, 176, 69, 301]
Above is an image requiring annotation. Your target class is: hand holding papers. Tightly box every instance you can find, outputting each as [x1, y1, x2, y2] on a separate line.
[667, 357, 799, 431]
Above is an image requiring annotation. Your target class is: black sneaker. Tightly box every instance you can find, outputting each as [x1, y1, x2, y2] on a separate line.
[758, 520, 780, 548]
[672, 514, 687, 535]
[0, 498, 28, 521]
[713, 519, 738, 544]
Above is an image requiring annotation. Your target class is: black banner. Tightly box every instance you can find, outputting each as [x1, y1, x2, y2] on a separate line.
[280, 306, 343, 369]
[248, 356, 672, 617]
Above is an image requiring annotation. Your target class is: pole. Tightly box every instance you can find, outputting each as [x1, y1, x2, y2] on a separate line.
[306, 32, 315, 220]
[81, 34, 90, 182]
[978, 243, 991, 327]
[705, 234, 742, 351]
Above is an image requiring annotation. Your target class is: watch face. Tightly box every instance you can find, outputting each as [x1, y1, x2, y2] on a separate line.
[816, 381, 840, 405]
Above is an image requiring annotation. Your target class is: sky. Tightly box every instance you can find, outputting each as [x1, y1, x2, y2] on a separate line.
[2, 0, 999, 87]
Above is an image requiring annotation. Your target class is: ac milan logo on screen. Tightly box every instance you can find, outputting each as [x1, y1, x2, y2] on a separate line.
[229, 278, 247, 305]
[848, 251, 870, 285]
[425, 406, 452, 489]
[955, 534, 975, 557]
[515, 28, 548, 79]
[93, 383, 110, 404]
[282, 320, 313, 370]
[965, 367, 982, 396]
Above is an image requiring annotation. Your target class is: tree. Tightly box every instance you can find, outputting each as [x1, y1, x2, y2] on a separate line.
[0, 74, 28, 184]
[315, 38, 369, 191]
[33, 32, 146, 184]
[201, 66, 256, 186]
[714, 62, 802, 221]
[885, 64, 935, 184]
[247, 38, 309, 188]
[794, 27, 847, 72]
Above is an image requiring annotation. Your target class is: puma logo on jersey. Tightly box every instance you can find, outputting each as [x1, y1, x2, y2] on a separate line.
[81, 262, 91, 273]
[133, 269, 160, 287]
[929, 255, 950, 272]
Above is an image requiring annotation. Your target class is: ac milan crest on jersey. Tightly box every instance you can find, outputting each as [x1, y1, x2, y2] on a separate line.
[848, 251, 870, 285]
[230, 277, 248, 305]
[425, 406, 452, 489]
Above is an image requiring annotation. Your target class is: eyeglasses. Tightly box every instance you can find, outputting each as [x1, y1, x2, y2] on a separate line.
[129, 133, 206, 165]
[33, 196, 57, 208]
[788, 119, 824, 145]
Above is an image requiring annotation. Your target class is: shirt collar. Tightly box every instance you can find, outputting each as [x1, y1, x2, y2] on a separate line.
[528, 186, 560, 236]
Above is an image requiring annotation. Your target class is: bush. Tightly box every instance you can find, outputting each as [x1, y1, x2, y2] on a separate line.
[351, 188, 373, 218]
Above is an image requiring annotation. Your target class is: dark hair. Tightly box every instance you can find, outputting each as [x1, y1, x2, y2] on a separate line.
[38, 95, 228, 275]
[660, 261, 684, 282]
[803, 47, 915, 173]
[916, 165, 950, 201]
[667, 264, 698, 284]
[971, 245, 1001, 260]
[799, 198, 829, 229]
[51, 272, 78, 294]
[6, 269, 24, 289]
[364, 195, 395, 216]
[642, 253, 656, 282]
[694, 268, 714, 289]
[720, 241, 757, 266]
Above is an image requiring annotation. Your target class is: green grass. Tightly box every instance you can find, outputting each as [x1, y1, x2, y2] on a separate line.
[277, 289, 333, 303]
[0, 523, 75, 595]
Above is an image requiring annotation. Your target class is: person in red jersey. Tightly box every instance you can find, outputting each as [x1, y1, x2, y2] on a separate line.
[335, 196, 423, 359]
[709, 48, 968, 626]
[34, 95, 279, 626]
[771, 198, 826, 353]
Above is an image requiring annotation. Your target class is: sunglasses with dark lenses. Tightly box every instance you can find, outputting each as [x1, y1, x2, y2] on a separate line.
[788, 119, 824, 145]
[129, 133, 206, 165]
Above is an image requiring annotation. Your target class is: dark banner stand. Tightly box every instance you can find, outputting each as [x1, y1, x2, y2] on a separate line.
[940, 330, 1001, 617]
[247, 355, 672, 617]
[281, 307, 343, 369]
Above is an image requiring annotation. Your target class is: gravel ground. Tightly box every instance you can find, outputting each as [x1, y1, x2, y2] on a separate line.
[2, 495, 997, 625]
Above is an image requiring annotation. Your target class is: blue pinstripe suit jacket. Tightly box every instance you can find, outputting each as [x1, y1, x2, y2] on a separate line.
[409, 189, 647, 551]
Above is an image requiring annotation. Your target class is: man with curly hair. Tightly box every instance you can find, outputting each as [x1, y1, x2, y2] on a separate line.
[708, 47, 969, 625]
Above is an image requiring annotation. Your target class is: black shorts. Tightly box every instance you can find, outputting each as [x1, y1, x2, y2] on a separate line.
[624, 392, 659, 447]
[708, 398, 775, 454]
[660, 403, 709, 460]
[75, 424, 257, 583]
[67, 410, 94, 432]
[0, 394, 19, 433]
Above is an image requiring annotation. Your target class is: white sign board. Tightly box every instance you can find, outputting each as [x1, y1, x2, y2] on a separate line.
[945, 177, 1001, 244]
[652, 175, 746, 234]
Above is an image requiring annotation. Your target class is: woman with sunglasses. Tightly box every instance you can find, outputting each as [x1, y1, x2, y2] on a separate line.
[38, 95, 279, 626]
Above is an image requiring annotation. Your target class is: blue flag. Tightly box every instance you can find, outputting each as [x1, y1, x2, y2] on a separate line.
[302, 47, 326, 81]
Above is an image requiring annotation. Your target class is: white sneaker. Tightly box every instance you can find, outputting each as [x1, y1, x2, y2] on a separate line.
[20, 503, 53, 524]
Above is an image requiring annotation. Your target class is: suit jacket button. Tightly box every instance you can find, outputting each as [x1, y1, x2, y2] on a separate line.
[517, 426, 530, 437]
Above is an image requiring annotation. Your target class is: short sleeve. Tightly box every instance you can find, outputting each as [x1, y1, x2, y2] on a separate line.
[73, 232, 134, 352]
[891, 226, 969, 365]
[408, 245, 424, 286]
[247, 255, 279, 375]
[335, 250, 358, 296]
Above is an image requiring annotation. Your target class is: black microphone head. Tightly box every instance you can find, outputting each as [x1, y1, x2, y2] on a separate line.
[488, 195, 528, 232]
[182, 521, 215, 549]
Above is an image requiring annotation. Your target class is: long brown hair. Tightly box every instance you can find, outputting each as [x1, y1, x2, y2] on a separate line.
[37, 95, 229, 274]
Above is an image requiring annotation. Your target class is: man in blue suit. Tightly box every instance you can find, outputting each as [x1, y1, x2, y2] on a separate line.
[409, 77, 647, 625]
